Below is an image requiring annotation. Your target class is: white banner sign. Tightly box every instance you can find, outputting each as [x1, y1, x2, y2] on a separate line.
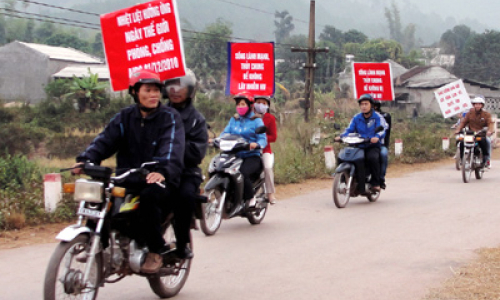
[434, 79, 472, 118]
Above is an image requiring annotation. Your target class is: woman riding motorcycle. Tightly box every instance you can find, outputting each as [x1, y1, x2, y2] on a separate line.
[220, 92, 267, 208]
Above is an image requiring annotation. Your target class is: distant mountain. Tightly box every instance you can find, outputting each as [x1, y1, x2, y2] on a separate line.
[34, 0, 496, 46]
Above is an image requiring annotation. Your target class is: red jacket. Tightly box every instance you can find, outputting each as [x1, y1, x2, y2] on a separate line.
[262, 113, 277, 154]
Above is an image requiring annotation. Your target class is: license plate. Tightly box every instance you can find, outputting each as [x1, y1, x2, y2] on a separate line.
[78, 207, 102, 218]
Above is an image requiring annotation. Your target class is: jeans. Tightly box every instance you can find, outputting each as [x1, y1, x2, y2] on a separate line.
[380, 146, 388, 182]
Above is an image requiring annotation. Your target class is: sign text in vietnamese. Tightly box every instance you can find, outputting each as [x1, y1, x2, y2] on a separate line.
[433, 79, 471, 118]
[100, 0, 186, 91]
[226, 42, 275, 96]
[352, 62, 394, 101]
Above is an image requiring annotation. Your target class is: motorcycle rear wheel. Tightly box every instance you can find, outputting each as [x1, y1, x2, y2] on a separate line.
[461, 152, 472, 183]
[247, 185, 268, 225]
[200, 188, 225, 236]
[43, 234, 102, 300]
[148, 225, 192, 298]
[333, 171, 351, 208]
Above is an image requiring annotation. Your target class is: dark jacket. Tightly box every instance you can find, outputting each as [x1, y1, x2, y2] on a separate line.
[380, 111, 391, 147]
[168, 98, 208, 178]
[76, 104, 185, 187]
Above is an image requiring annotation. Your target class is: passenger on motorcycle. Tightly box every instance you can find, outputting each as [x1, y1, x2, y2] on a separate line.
[254, 95, 278, 204]
[221, 92, 267, 208]
[164, 69, 208, 259]
[335, 94, 387, 193]
[73, 69, 185, 274]
[455, 96, 494, 168]
[373, 100, 391, 189]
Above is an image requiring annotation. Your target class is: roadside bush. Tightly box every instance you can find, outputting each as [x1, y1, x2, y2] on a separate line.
[0, 123, 46, 158]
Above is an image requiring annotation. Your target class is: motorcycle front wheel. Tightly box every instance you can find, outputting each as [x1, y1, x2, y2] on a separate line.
[148, 225, 192, 298]
[333, 171, 351, 208]
[455, 148, 461, 170]
[43, 234, 102, 300]
[247, 185, 268, 225]
[200, 188, 225, 236]
[461, 151, 472, 183]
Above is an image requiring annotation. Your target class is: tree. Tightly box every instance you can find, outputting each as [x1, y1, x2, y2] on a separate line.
[184, 18, 232, 86]
[34, 22, 56, 43]
[384, 2, 417, 52]
[319, 25, 344, 45]
[92, 33, 104, 58]
[274, 10, 294, 44]
[65, 69, 108, 112]
[275, 34, 307, 86]
[45, 33, 90, 53]
[440, 25, 474, 55]
[343, 29, 368, 44]
[24, 20, 35, 43]
[454, 30, 500, 86]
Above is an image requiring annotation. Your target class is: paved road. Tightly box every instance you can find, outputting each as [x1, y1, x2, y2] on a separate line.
[1, 161, 500, 300]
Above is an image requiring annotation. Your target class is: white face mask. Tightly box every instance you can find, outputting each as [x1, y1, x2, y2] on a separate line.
[254, 103, 268, 114]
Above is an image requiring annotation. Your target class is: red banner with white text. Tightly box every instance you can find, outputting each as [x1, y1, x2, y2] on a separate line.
[352, 62, 394, 101]
[100, 0, 186, 91]
[226, 42, 275, 96]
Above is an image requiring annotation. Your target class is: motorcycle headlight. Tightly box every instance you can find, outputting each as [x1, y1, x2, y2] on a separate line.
[464, 136, 474, 143]
[74, 179, 104, 203]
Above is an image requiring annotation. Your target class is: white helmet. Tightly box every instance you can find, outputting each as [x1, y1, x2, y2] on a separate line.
[471, 97, 485, 105]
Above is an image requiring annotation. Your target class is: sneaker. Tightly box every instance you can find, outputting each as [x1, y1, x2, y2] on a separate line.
[486, 160, 491, 169]
[380, 182, 386, 190]
[269, 198, 277, 205]
[141, 253, 162, 273]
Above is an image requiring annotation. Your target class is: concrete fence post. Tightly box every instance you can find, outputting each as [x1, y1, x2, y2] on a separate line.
[44, 173, 62, 213]
[442, 137, 450, 151]
[395, 139, 403, 157]
[324, 145, 336, 170]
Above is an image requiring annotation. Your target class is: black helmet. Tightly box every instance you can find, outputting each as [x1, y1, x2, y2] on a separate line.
[163, 68, 197, 99]
[358, 93, 375, 105]
[373, 100, 382, 110]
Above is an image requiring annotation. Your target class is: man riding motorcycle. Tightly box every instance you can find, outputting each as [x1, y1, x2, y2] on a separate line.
[454, 96, 493, 168]
[164, 68, 208, 259]
[72, 69, 185, 274]
[335, 94, 387, 193]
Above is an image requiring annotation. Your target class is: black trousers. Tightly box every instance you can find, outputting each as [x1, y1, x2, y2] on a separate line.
[172, 175, 202, 250]
[136, 183, 172, 253]
[240, 156, 263, 201]
[459, 139, 489, 161]
[353, 147, 381, 192]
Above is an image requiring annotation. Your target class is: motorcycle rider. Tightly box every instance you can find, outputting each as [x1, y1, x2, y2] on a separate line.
[164, 69, 208, 259]
[73, 69, 185, 274]
[373, 100, 391, 189]
[254, 95, 278, 204]
[220, 92, 267, 210]
[335, 94, 387, 193]
[455, 96, 493, 168]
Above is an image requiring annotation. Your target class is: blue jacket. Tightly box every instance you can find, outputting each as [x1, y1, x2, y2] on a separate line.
[76, 104, 185, 187]
[340, 109, 387, 148]
[221, 111, 267, 158]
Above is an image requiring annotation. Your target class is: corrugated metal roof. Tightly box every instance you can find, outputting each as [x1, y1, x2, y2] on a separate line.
[406, 78, 457, 88]
[19, 42, 102, 64]
[52, 65, 110, 79]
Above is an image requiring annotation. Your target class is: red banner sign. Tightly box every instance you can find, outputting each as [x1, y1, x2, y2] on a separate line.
[226, 42, 275, 96]
[352, 62, 394, 101]
[100, 0, 186, 91]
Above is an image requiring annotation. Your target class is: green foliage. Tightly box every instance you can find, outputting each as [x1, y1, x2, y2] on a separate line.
[274, 10, 295, 43]
[0, 123, 46, 157]
[384, 2, 418, 52]
[45, 33, 91, 53]
[44, 79, 73, 101]
[66, 69, 109, 112]
[195, 93, 234, 124]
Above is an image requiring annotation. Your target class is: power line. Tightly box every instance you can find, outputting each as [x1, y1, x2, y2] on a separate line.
[1, 8, 100, 28]
[0, 12, 100, 30]
[12, 0, 100, 16]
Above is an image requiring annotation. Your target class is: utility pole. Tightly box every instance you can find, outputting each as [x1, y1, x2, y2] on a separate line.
[291, 0, 328, 122]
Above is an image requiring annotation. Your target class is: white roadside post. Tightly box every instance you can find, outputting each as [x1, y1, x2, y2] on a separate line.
[324, 145, 336, 170]
[395, 139, 403, 157]
[44, 173, 62, 212]
[442, 137, 450, 151]
[311, 128, 321, 145]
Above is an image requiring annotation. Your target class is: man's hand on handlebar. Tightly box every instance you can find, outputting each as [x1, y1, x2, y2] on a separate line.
[249, 142, 259, 150]
[71, 162, 84, 175]
[334, 136, 341, 142]
[146, 172, 165, 184]
[370, 137, 379, 144]
[487, 131, 493, 137]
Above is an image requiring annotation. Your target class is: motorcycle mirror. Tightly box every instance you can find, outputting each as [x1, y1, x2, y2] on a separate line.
[255, 126, 267, 134]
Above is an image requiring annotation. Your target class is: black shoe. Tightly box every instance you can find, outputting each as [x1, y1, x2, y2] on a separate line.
[381, 182, 386, 190]
[174, 246, 194, 259]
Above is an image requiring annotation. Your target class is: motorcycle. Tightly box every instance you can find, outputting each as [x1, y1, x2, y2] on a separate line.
[199, 126, 268, 236]
[43, 162, 192, 300]
[454, 132, 464, 170]
[458, 127, 488, 183]
[332, 127, 384, 208]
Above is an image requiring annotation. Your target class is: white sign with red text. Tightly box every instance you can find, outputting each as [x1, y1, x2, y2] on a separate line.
[434, 80, 472, 118]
